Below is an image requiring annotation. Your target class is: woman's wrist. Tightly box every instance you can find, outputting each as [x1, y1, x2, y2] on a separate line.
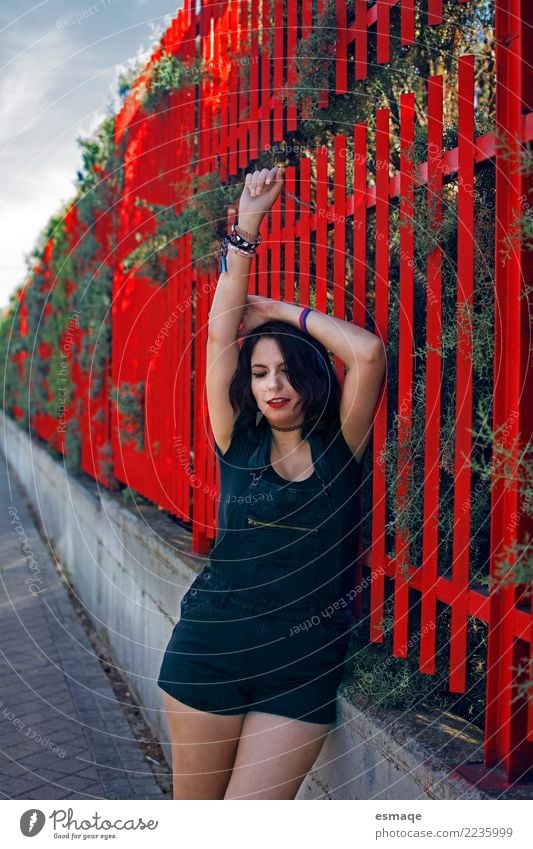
[235, 222, 260, 241]
[269, 300, 304, 325]
[235, 212, 264, 238]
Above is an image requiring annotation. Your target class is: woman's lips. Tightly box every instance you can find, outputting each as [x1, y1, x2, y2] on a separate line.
[267, 399, 289, 407]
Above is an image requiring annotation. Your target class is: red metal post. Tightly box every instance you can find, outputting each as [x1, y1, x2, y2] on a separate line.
[370, 108, 390, 644]
[449, 54, 475, 694]
[485, 0, 533, 782]
[420, 75, 444, 675]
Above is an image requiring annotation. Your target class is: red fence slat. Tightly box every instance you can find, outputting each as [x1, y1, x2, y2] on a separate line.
[449, 54, 475, 694]
[333, 135, 346, 379]
[298, 155, 312, 308]
[284, 166, 296, 302]
[393, 91, 415, 659]
[261, 0, 271, 152]
[315, 146, 329, 314]
[354, 0, 368, 81]
[249, 0, 260, 159]
[377, 0, 390, 66]
[427, 0, 443, 25]
[370, 108, 390, 644]
[420, 75, 444, 675]
[336, 0, 348, 95]
[239, 0, 250, 168]
[401, 0, 415, 46]
[273, 0, 284, 141]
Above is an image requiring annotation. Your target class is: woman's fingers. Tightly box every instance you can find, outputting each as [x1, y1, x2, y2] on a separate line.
[248, 167, 278, 196]
[250, 168, 270, 197]
[244, 171, 256, 197]
[250, 169, 266, 196]
[265, 166, 280, 187]
[249, 172, 259, 196]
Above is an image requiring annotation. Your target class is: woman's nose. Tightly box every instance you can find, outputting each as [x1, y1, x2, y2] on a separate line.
[267, 373, 281, 390]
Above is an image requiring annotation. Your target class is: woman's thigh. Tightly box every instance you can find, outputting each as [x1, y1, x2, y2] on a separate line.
[224, 710, 331, 800]
[163, 691, 245, 799]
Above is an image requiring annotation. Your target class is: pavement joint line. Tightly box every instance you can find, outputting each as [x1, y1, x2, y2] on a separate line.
[0, 452, 165, 799]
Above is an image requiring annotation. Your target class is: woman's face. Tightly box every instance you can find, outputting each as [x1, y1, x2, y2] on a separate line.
[250, 337, 303, 423]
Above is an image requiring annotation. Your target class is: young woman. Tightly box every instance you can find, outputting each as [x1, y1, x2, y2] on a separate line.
[157, 166, 386, 800]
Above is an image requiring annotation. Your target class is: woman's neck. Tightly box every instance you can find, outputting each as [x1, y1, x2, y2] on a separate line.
[269, 428, 306, 456]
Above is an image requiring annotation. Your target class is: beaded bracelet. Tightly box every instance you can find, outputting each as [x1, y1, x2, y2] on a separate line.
[230, 221, 262, 249]
[226, 242, 255, 257]
[219, 237, 258, 272]
[234, 222, 259, 242]
[219, 225, 262, 272]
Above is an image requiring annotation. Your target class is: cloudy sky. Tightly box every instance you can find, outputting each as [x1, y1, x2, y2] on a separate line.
[0, 0, 185, 311]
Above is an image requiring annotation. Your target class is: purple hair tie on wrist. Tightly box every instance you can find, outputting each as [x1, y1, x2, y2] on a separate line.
[299, 306, 312, 333]
[299, 307, 328, 371]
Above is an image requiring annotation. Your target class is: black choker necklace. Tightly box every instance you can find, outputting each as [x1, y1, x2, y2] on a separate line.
[269, 422, 304, 432]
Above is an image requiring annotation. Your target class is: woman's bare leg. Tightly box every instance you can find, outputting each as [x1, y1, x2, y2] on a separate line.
[223, 710, 331, 800]
[162, 691, 245, 799]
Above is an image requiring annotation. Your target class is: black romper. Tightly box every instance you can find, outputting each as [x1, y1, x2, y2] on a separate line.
[157, 411, 362, 724]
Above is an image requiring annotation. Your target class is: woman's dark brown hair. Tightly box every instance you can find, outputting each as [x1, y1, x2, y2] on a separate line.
[228, 319, 342, 441]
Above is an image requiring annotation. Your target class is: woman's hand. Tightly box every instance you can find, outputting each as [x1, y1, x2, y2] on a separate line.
[236, 294, 276, 338]
[237, 167, 284, 229]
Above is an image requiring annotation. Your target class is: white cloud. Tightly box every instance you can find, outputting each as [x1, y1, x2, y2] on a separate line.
[0, 28, 71, 147]
[0, 0, 178, 310]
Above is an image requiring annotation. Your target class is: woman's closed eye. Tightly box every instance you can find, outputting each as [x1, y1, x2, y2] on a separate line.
[253, 369, 288, 378]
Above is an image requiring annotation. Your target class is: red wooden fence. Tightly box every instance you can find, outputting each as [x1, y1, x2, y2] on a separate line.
[11, 0, 532, 783]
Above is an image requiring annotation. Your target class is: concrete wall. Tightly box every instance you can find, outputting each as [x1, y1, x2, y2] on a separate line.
[1, 410, 497, 800]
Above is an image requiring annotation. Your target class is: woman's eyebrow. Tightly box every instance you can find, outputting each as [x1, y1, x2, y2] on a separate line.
[251, 362, 286, 368]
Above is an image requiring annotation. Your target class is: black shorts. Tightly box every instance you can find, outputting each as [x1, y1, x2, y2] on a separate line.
[157, 563, 354, 724]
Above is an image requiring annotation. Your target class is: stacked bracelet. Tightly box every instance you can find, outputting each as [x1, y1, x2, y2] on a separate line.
[234, 223, 258, 241]
[219, 222, 262, 273]
[230, 221, 262, 250]
[224, 238, 254, 257]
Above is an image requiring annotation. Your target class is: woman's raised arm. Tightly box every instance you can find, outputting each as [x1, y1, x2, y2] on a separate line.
[206, 167, 283, 454]
[207, 167, 283, 343]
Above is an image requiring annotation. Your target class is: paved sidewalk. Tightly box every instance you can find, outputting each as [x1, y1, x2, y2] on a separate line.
[0, 451, 166, 800]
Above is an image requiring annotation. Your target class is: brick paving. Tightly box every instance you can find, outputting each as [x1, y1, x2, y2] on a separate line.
[0, 452, 166, 800]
